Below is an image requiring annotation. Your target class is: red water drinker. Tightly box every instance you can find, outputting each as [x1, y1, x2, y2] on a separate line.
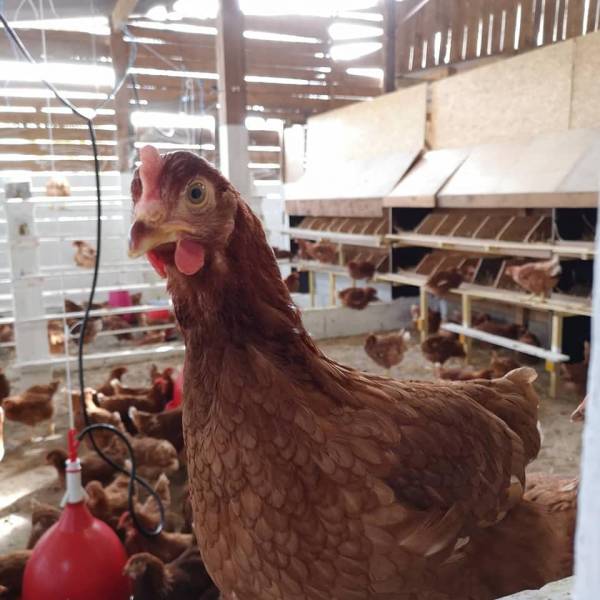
[165, 367, 184, 410]
[22, 432, 130, 600]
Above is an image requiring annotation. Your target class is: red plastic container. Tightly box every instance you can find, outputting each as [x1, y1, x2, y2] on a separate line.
[22, 452, 130, 600]
[165, 368, 184, 410]
[147, 308, 171, 323]
[108, 290, 133, 323]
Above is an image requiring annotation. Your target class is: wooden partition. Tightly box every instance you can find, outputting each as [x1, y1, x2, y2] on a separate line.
[285, 84, 427, 217]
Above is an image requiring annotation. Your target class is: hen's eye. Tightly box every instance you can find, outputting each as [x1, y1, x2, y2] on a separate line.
[186, 182, 206, 205]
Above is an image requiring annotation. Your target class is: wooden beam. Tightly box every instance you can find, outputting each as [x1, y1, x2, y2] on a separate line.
[112, 0, 139, 31]
[383, 0, 397, 92]
[216, 0, 250, 196]
[109, 23, 134, 172]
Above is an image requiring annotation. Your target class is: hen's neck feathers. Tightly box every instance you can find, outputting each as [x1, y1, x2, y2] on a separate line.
[170, 199, 320, 365]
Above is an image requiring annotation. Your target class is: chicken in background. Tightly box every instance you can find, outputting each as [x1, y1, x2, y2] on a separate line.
[338, 286, 378, 310]
[64, 298, 102, 344]
[421, 332, 466, 365]
[129, 406, 183, 454]
[364, 330, 410, 374]
[517, 329, 542, 364]
[103, 434, 179, 479]
[0, 324, 13, 344]
[489, 352, 522, 378]
[294, 239, 314, 260]
[72, 240, 97, 269]
[271, 247, 291, 260]
[86, 472, 171, 530]
[27, 501, 61, 549]
[45, 176, 71, 197]
[2, 380, 59, 439]
[97, 366, 129, 396]
[310, 240, 337, 264]
[46, 448, 119, 487]
[284, 271, 300, 293]
[524, 473, 578, 569]
[71, 388, 125, 450]
[124, 547, 218, 600]
[47, 320, 65, 354]
[505, 256, 561, 300]
[102, 314, 134, 341]
[410, 304, 441, 335]
[347, 260, 376, 282]
[118, 511, 193, 562]
[127, 147, 574, 599]
[85, 475, 129, 527]
[0, 550, 31, 599]
[474, 316, 523, 339]
[562, 340, 589, 402]
[425, 264, 474, 297]
[0, 370, 9, 403]
[135, 330, 167, 346]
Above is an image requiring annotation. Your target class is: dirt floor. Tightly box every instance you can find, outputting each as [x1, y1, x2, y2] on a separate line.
[0, 334, 584, 556]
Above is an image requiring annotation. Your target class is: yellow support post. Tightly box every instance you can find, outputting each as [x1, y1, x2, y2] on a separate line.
[419, 286, 429, 343]
[329, 273, 336, 306]
[547, 312, 563, 399]
[309, 270, 316, 308]
[461, 294, 472, 361]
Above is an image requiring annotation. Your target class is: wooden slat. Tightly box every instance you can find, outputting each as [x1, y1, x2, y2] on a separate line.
[489, 6, 503, 54]
[0, 159, 116, 172]
[0, 142, 116, 156]
[0, 127, 116, 141]
[556, 0, 567, 39]
[567, 0, 585, 37]
[396, 0, 416, 72]
[543, 0, 558, 44]
[520, 0, 536, 48]
[587, 0, 599, 32]
[450, 1, 467, 62]
[504, 2, 518, 51]
[465, 0, 482, 59]
[532, 0, 544, 45]
[480, 9, 490, 56]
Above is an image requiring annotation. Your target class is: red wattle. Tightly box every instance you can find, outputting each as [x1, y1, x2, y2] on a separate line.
[175, 239, 205, 276]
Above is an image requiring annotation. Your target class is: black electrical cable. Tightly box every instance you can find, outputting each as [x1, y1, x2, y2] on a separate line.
[0, 12, 164, 537]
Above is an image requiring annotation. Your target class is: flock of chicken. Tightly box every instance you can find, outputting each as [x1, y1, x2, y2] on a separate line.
[0, 365, 219, 599]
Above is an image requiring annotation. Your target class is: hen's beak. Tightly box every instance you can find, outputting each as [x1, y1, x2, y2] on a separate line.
[128, 220, 177, 258]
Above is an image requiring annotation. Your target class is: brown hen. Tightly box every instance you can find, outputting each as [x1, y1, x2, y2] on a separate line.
[2, 380, 59, 436]
[118, 511, 193, 562]
[284, 271, 300, 293]
[0, 550, 31, 599]
[73, 240, 96, 269]
[46, 448, 118, 487]
[347, 260, 376, 281]
[124, 547, 218, 600]
[421, 333, 466, 365]
[505, 257, 561, 299]
[338, 286, 378, 310]
[27, 501, 61, 549]
[364, 330, 410, 371]
[129, 406, 183, 453]
[410, 304, 441, 335]
[128, 146, 573, 600]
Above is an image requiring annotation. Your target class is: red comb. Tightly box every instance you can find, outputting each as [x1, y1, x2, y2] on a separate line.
[139, 145, 162, 205]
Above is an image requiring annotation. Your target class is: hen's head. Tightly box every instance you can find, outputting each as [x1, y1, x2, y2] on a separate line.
[129, 146, 238, 280]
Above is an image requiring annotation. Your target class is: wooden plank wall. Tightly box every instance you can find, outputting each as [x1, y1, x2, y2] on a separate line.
[396, 0, 595, 74]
